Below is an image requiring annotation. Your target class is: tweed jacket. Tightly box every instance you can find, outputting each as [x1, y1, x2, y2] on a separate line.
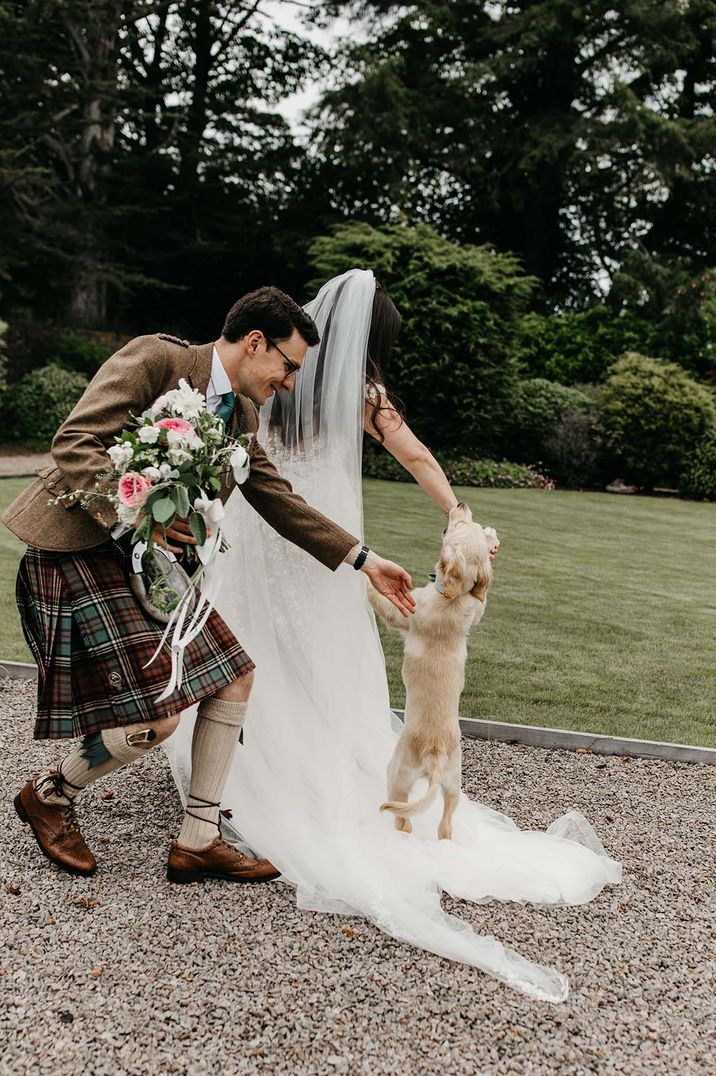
[2, 334, 359, 569]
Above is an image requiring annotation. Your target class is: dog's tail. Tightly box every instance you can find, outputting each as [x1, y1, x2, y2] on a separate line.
[380, 758, 445, 820]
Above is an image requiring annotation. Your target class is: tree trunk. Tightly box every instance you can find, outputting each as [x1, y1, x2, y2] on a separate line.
[63, 2, 123, 325]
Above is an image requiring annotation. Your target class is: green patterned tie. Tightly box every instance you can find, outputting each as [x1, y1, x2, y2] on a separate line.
[216, 391, 235, 425]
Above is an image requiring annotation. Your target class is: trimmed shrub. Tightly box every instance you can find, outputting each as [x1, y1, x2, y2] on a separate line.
[510, 378, 590, 463]
[53, 330, 111, 377]
[308, 222, 535, 456]
[543, 409, 604, 489]
[519, 306, 652, 385]
[680, 435, 716, 501]
[363, 445, 552, 490]
[597, 353, 716, 488]
[2, 364, 88, 445]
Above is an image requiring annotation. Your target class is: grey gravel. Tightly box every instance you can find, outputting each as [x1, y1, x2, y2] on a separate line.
[1, 677, 714, 1075]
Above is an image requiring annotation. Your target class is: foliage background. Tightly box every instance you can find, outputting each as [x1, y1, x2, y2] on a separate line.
[1, 0, 715, 493]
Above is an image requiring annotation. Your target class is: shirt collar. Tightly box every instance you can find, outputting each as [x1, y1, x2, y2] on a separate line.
[211, 345, 233, 396]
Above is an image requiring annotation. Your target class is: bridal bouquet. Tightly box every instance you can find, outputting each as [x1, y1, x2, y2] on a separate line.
[53, 378, 252, 701]
[107, 377, 250, 548]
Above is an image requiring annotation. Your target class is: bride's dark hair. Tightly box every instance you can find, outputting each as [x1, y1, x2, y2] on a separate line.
[268, 275, 405, 446]
[365, 282, 406, 444]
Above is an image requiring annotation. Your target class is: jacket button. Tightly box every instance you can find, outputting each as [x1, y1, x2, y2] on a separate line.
[108, 671, 123, 690]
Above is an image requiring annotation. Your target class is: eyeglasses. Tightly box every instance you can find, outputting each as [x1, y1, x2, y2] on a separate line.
[265, 336, 302, 379]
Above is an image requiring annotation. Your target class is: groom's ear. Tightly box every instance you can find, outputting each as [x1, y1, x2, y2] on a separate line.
[246, 329, 263, 355]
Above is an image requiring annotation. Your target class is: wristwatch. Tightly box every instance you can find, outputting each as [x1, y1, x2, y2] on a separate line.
[353, 544, 370, 570]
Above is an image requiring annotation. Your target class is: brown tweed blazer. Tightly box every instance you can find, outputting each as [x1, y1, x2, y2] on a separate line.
[2, 334, 359, 568]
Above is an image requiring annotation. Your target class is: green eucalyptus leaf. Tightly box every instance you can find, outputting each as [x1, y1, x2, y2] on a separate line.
[152, 497, 176, 524]
[189, 512, 207, 545]
[172, 485, 191, 517]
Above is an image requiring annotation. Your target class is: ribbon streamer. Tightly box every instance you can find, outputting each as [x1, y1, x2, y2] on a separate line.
[143, 492, 227, 701]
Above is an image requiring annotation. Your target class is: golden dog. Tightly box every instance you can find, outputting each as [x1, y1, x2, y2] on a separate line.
[367, 503, 498, 841]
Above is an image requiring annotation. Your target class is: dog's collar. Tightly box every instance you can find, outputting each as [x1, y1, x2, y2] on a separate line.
[428, 572, 475, 597]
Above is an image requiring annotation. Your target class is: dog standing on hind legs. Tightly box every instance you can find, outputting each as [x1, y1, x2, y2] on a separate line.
[367, 503, 498, 841]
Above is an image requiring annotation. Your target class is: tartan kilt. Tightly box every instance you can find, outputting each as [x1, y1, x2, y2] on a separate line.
[16, 541, 255, 740]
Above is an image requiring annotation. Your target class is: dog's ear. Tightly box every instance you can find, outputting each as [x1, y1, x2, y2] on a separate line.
[470, 556, 492, 603]
[440, 545, 466, 599]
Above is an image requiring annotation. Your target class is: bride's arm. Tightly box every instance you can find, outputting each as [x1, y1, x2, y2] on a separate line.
[364, 399, 458, 517]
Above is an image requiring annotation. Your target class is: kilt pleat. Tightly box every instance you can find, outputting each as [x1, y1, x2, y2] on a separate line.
[16, 542, 254, 740]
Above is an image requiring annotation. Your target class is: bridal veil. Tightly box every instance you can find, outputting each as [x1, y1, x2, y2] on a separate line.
[163, 268, 621, 1002]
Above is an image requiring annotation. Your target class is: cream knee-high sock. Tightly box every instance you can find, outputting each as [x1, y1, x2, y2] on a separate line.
[177, 697, 247, 850]
[35, 726, 159, 805]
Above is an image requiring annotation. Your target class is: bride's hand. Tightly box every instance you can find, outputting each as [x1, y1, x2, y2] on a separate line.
[362, 554, 415, 617]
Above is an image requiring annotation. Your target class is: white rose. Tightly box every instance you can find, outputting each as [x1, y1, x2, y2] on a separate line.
[165, 378, 205, 420]
[142, 466, 161, 481]
[107, 443, 133, 468]
[158, 463, 175, 477]
[138, 425, 160, 444]
[230, 444, 250, 485]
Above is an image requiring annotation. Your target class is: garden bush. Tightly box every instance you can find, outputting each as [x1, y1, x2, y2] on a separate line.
[2, 364, 88, 445]
[543, 409, 604, 489]
[597, 353, 716, 488]
[308, 222, 535, 456]
[679, 435, 716, 501]
[519, 306, 652, 385]
[53, 329, 111, 377]
[509, 377, 590, 463]
[362, 444, 552, 490]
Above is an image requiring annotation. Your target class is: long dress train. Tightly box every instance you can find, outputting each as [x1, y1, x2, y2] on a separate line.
[163, 270, 621, 1002]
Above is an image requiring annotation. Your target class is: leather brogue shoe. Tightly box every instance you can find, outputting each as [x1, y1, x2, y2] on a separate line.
[166, 836, 281, 884]
[15, 777, 97, 876]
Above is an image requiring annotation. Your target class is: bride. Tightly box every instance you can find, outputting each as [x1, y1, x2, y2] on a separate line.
[164, 268, 621, 1003]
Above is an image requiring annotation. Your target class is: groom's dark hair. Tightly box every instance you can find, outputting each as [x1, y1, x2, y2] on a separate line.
[222, 286, 319, 347]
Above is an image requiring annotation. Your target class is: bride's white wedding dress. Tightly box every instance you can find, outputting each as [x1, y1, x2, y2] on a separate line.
[163, 269, 621, 1002]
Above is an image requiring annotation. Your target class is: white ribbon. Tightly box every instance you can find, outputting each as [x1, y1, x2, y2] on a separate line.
[143, 492, 228, 702]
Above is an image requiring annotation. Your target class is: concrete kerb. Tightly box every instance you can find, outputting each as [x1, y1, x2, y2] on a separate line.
[392, 709, 716, 766]
[1, 661, 712, 765]
[0, 660, 38, 681]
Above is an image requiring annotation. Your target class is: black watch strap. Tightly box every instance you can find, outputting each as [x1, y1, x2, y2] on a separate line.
[353, 544, 370, 571]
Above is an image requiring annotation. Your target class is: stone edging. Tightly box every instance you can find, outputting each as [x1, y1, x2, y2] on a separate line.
[2, 661, 712, 765]
[0, 660, 38, 681]
[392, 710, 716, 766]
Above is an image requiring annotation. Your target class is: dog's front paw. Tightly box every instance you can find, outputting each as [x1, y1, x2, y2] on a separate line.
[483, 526, 500, 558]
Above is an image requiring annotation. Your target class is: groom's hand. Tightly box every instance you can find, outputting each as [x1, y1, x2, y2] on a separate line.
[140, 514, 211, 555]
[362, 553, 415, 617]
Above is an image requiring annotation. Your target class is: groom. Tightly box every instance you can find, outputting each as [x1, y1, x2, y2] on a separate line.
[3, 286, 415, 884]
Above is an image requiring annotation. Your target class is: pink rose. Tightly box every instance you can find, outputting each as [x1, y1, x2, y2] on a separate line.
[118, 472, 152, 508]
[155, 417, 192, 434]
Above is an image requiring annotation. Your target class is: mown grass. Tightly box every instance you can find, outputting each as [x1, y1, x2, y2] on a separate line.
[363, 478, 716, 749]
[1, 476, 714, 746]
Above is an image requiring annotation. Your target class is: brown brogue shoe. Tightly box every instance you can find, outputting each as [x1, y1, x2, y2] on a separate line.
[167, 837, 281, 884]
[15, 777, 97, 876]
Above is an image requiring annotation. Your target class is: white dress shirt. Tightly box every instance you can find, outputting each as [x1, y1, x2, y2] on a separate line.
[206, 345, 233, 413]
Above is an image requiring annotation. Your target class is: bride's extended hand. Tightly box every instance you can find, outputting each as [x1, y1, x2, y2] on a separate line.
[362, 553, 415, 618]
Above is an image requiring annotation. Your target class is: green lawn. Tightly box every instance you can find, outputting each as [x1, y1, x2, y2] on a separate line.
[2, 476, 715, 747]
[363, 478, 716, 749]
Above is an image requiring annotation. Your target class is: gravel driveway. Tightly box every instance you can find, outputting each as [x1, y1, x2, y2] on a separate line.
[1, 677, 714, 1075]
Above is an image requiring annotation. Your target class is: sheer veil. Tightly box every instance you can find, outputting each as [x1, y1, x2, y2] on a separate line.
[163, 268, 620, 1002]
